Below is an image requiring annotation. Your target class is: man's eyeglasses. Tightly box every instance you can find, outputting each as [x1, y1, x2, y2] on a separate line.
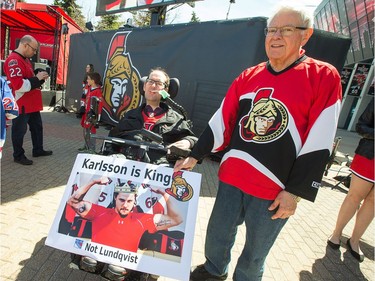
[26, 43, 38, 52]
[146, 78, 166, 88]
[264, 26, 308, 37]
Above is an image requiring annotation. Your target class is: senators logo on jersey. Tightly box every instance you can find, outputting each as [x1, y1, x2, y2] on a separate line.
[239, 88, 288, 143]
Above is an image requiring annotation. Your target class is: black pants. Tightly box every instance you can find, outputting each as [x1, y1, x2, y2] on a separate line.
[12, 111, 44, 159]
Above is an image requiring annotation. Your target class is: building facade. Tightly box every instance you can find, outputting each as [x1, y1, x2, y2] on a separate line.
[314, 0, 374, 131]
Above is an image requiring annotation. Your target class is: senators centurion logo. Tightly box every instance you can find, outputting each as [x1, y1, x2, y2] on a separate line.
[239, 88, 288, 143]
[165, 171, 193, 202]
[102, 31, 142, 124]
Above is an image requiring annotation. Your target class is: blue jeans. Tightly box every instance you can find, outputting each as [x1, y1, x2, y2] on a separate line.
[12, 112, 44, 159]
[203, 181, 288, 281]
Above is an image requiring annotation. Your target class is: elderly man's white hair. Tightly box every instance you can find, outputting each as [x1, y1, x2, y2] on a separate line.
[267, 6, 314, 28]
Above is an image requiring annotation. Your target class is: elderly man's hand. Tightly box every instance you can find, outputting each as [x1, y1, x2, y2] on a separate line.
[268, 190, 298, 219]
[174, 156, 198, 172]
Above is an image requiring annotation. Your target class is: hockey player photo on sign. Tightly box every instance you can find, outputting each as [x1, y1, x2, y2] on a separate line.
[46, 153, 201, 281]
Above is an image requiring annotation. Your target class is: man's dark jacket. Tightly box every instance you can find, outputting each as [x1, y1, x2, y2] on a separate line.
[109, 102, 197, 164]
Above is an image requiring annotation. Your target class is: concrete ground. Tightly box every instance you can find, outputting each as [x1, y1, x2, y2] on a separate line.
[0, 108, 374, 281]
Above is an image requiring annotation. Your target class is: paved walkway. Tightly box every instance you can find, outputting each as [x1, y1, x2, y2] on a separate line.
[0, 109, 374, 281]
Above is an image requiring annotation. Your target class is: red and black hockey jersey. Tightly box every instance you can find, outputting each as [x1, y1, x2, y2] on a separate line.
[4, 51, 43, 114]
[81, 87, 103, 133]
[191, 54, 342, 202]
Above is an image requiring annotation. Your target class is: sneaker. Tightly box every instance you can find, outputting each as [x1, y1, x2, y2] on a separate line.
[80, 256, 97, 273]
[14, 156, 33, 165]
[103, 264, 128, 281]
[190, 264, 228, 281]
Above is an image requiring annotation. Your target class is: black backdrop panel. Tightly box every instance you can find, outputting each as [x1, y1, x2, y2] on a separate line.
[66, 18, 351, 135]
[304, 29, 351, 72]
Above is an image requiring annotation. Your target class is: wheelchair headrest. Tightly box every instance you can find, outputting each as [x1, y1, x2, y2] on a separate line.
[139, 76, 179, 99]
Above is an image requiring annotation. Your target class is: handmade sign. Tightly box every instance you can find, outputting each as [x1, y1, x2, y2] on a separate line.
[46, 153, 201, 280]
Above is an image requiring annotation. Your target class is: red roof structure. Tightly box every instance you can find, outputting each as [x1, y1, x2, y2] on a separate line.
[1, 2, 83, 86]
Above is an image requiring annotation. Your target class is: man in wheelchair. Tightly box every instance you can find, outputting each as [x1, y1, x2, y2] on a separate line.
[108, 67, 197, 166]
[80, 67, 197, 280]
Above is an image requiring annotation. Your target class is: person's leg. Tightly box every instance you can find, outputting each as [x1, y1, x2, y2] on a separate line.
[349, 184, 374, 254]
[200, 181, 245, 277]
[78, 128, 88, 151]
[84, 127, 90, 149]
[11, 113, 29, 159]
[233, 195, 288, 281]
[330, 174, 373, 244]
[89, 127, 96, 151]
[29, 111, 44, 154]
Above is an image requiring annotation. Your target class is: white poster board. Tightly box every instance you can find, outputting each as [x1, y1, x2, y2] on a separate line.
[46, 153, 201, 280]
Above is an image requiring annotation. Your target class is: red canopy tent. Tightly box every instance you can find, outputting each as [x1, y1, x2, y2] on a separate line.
[0, 2, 83, 87]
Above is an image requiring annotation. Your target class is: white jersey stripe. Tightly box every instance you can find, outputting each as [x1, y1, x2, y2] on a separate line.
[208, 99, 226, 153]
[299, 100, 341, 156]
[221, 149, 285, 189]
[14, 79, 31, 101]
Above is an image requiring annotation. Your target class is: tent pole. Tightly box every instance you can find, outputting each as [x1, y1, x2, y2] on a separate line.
[50, 15, 61, 90]
[54, 32, 68, 113]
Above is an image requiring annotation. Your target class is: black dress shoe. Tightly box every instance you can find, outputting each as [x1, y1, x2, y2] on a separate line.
[14, 157, 33, 165]
[32, 150, 53, 157]
[327, 239, 340, 250]
[347, 238, 364, 262]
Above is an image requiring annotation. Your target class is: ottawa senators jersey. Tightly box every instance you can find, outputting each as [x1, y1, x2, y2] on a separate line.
[191, 54, 342, 202]
[4, 51, 43, 114]
[81, 87, 103, 132]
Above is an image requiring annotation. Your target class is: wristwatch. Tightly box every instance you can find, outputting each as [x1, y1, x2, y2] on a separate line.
[288, 192, 301, 203]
